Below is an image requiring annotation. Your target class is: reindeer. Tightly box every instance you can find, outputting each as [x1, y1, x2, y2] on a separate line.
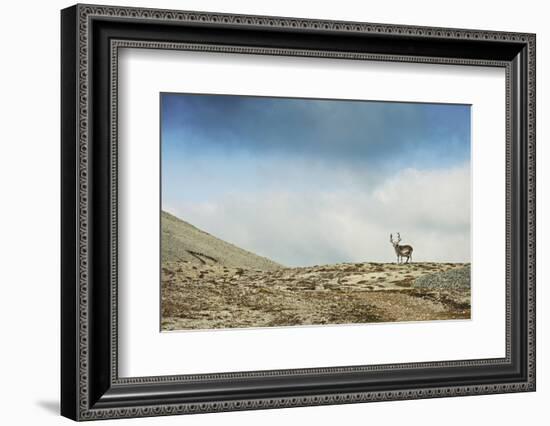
[390, 233, 413, 264]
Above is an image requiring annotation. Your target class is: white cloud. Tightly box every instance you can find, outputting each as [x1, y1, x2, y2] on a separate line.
[166, 164, 470, 266]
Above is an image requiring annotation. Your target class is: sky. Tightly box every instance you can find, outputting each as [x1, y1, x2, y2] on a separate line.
[161, 93, 471, 267]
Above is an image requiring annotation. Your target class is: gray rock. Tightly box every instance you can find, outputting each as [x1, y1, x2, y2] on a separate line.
[414, 265, 471, 290]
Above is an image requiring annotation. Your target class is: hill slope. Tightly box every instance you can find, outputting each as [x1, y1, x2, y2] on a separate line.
[161, 261, 471, 330]
[161, 210, 282, 271]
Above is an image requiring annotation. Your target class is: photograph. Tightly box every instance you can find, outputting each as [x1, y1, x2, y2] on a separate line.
[160, 93, 472, 331]
[59, 3, 536, 420]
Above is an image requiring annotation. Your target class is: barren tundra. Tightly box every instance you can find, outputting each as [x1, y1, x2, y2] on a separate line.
[161, 211, 470, 331]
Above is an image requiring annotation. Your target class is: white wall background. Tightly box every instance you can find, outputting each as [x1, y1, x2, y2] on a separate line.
[0, 0, 546, 424]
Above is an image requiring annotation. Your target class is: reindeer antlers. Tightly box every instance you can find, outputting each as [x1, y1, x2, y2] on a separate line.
[391, 233, 403, 244]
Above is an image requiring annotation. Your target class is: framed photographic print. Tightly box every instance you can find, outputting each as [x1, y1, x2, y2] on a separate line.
[61, 4, 536, 421]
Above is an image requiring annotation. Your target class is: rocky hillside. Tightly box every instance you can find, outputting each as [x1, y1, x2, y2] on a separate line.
[161, 210, 282, 271]
[161, 260, 471, 331]
[160, 213, 471, 331]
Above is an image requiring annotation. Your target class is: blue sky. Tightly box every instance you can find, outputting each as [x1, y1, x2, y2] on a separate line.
[161, 93, 471, 266]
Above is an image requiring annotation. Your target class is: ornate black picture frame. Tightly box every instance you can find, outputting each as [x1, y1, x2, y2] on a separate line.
[61, 4, 536, 421]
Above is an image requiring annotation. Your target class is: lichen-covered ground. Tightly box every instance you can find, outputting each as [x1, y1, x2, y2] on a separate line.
[161, 262, 470, 331]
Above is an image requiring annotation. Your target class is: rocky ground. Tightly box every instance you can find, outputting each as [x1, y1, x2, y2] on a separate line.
[161, 261, 471, 331]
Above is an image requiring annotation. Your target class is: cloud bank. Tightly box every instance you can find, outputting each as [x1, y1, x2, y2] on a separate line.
[165, 164, 471, 267]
